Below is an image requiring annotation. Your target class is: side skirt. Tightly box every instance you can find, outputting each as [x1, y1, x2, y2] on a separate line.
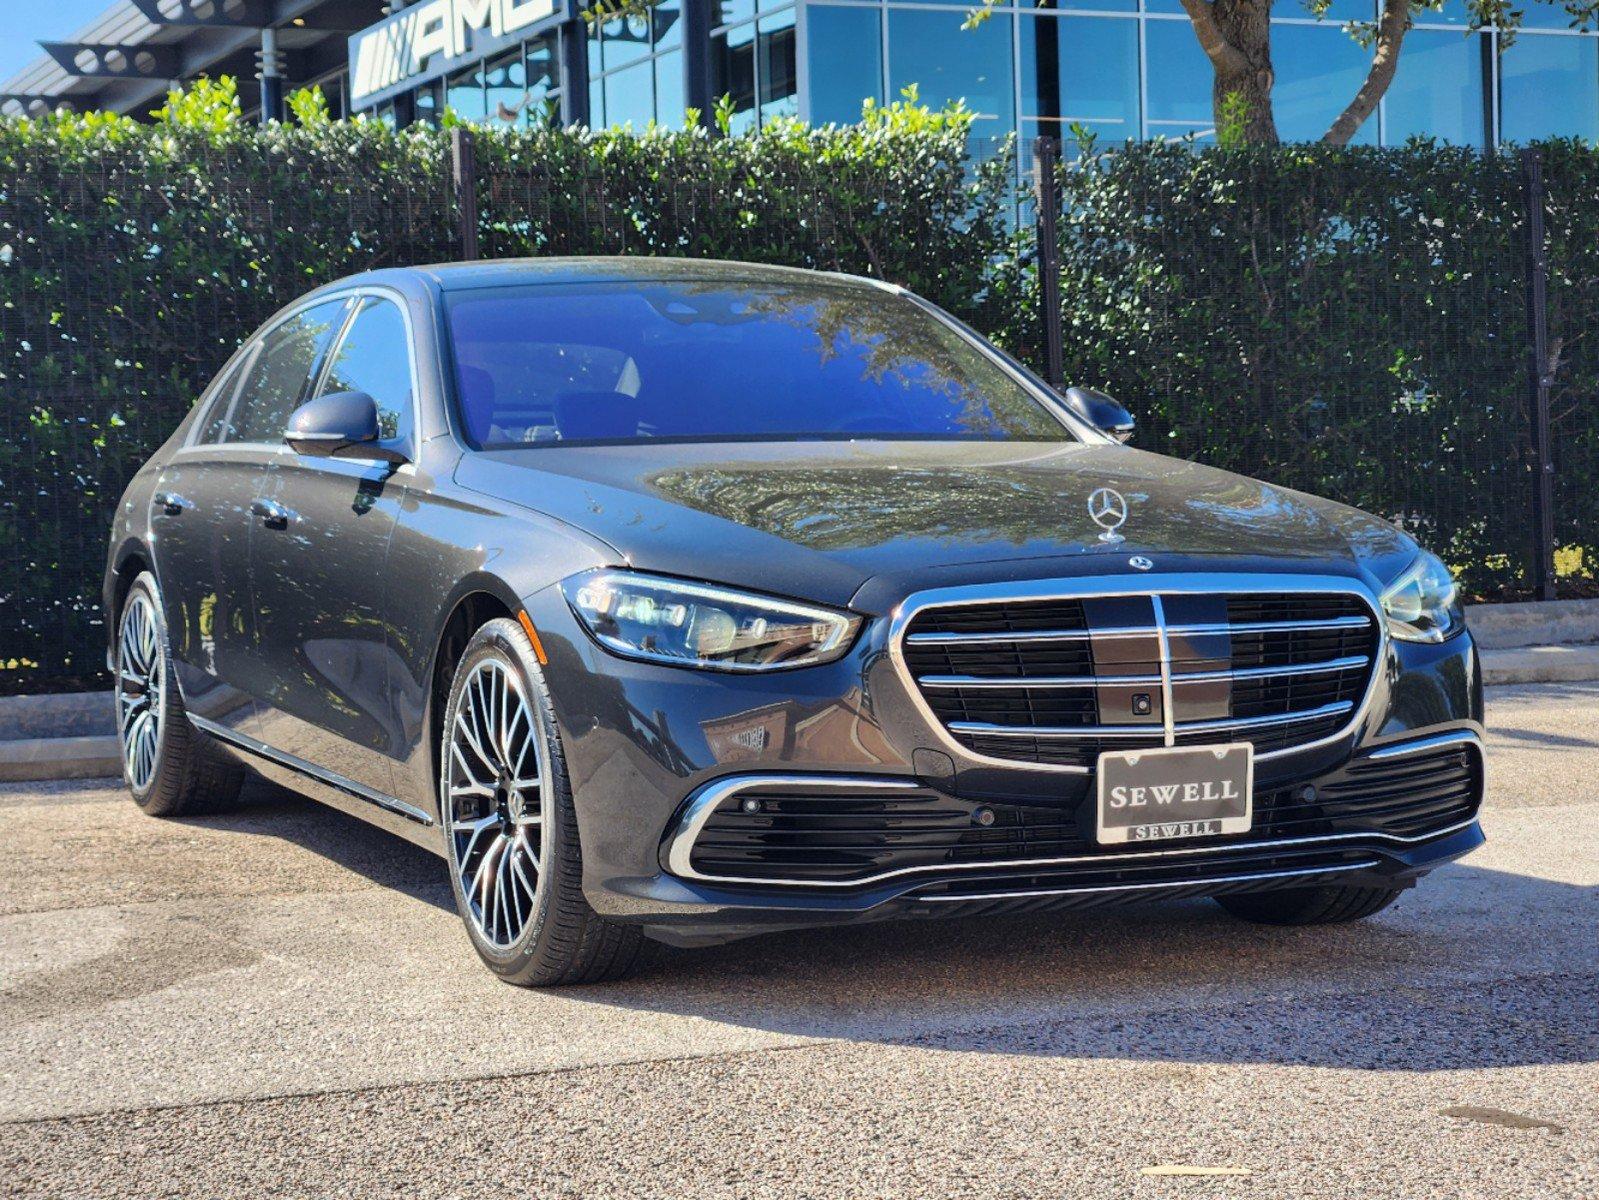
[190, 715, 446, 858]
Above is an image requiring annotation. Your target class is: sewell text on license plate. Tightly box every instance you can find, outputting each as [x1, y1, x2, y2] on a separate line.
[1095, 743, 1254, 845]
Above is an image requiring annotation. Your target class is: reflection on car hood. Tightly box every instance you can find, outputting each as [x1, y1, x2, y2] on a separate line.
[456, 440, 1418, 610]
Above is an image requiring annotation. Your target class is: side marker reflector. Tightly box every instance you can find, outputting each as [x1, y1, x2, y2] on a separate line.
[517, 610, 548, 665]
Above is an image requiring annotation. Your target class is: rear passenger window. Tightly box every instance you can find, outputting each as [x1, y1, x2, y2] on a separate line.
[195, 351, 253, 445]
[223, 299, 349, 444]
[317, 297, 414, 444]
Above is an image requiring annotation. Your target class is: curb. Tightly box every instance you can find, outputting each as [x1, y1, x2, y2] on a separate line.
[0, 735, 121, 783]
[1480, 645, 1599, 686]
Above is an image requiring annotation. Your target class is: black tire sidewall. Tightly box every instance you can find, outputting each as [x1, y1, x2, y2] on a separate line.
[119, 573, 174, 810]
[439, 619, 563, 977]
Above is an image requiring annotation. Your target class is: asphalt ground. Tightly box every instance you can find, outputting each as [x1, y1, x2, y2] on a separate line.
[2, 682, 1595, 1199]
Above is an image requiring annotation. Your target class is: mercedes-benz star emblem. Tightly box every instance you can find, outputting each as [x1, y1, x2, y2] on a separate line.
[1129, 555, 1154, 572]
[1087, 487, 1129, 543]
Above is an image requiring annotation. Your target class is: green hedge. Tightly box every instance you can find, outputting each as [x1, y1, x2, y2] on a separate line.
[1004, 138, 1599, 601]
[4, 92, 1598, 693]
[0, 99, 1011, 691]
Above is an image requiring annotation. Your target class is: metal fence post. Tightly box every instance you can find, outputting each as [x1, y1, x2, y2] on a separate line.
[451, 125, 480, 261]
[1521, 147, 1557, 601]
[1033, 137, 1065, 391]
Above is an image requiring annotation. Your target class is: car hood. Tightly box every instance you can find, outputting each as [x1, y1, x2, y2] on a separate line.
[456, 441, 1419, 611]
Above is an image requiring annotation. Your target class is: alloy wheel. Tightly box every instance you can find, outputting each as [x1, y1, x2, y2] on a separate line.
[116, 591, 164, 792]
[444, 657, 546, 949]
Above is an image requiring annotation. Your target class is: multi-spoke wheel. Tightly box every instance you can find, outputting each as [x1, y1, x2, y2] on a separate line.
[440, 617, 644, 986]
[117, 589, 164, 793]
[115, 571, 244, 817]
[445, 658, 546, 950]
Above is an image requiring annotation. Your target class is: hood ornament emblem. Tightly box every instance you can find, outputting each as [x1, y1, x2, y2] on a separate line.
[1087, 487, 1128, 544]
[1129, 555, 1154, 572]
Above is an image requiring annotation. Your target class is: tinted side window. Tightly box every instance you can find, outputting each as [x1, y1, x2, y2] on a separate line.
[195, 350, 254, 445]
[224, 299, 349, 444]
[317, 297, 413, 443]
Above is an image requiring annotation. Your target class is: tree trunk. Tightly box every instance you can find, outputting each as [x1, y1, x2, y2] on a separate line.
[1180, 0, 1278, 143]
[1323, 0, 1412, 145]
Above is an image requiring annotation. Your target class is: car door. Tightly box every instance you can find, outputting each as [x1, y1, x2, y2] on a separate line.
[151, 298, 350, 735]
[249, 293, 417, 796]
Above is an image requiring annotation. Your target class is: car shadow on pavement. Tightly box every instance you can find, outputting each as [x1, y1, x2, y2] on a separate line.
[177, 774, 455, 912]
[177, 776, 1597, 1073]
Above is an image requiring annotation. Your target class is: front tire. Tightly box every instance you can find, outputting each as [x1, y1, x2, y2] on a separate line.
[439, 618, 643, 987]
[1214, 882, 1404, 926]
[115, 572, 244, 817]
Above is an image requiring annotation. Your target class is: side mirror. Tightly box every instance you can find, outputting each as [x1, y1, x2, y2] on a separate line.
[285, 392, 407, 464]
[1063, 386, 1135, 444]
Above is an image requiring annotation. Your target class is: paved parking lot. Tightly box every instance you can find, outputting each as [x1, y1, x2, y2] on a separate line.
[2, 683, 1596, 1199]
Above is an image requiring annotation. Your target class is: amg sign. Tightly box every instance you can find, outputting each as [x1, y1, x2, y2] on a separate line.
[349, 0, 560, 106]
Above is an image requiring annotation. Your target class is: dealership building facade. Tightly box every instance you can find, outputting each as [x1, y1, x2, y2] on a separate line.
[4, 0, 1598, 148]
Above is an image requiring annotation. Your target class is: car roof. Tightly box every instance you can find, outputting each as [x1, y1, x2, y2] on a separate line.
[335, 256, 899, 295]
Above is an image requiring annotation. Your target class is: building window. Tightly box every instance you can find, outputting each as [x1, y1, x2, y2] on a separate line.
[1500, 33, 1599, 143]
[758, 9, 798, 120]
[806, 4, 882, 126]
[589, 3, 692, 128]
[414, 80, 444, 126]
[887, 7, 1014, 138]
[1019, 13, 1139, 149]
[483, 50, 527, 125]
[1143, 17, 1213, 138]
[1272, 22, 1376, 144]
[448, 66, 489, 121]
[1383, 28, 1486, 146]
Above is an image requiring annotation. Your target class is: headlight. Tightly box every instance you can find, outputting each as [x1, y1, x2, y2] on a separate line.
[561, 570, 862, 671]
[1381, 552, 1464, 643]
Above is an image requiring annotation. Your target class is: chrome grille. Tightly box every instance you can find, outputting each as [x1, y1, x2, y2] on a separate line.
[902, 590, 1379, 769]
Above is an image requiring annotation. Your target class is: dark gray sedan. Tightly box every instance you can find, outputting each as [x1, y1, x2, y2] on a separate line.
[105, 259, 1485, 986]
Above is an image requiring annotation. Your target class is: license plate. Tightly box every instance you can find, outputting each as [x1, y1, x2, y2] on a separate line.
[1095, 743, 1254, 845]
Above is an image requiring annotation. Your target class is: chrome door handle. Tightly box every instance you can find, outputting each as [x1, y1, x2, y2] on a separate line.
[152, 491, 191, 515]
[250, 498, 296, 529]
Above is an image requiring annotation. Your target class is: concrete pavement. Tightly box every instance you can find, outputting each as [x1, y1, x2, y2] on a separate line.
[1, 683, 1595, 1198]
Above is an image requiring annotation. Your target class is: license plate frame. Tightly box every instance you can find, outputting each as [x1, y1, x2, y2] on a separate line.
[1095, 743, 1254, 845]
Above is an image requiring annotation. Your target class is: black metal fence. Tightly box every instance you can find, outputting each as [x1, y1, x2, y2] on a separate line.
[3, 121, 1596, 693]
[1026, 135, 1599, 604]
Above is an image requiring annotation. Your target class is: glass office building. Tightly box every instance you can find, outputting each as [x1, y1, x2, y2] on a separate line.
[350, 0, 1599, 149]
[7, 0, 1591, 147]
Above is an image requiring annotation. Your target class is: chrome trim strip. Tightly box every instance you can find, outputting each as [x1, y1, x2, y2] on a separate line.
[1151, 594, 1176, 747]
[906, 626, 1116, 645]
[661, 770, 1478, 889]
[1169, 615, 1371, 636]
[902, 614, 1369, 646]
[1367, 729, 1483, 760]
[947, 700, 1354, 740]
[919, 672, 1153, 689]
[1175, 655, 1370, 684]
[663, 774, 921, 879]
[913, 859, 1381, 903]
[916, 655, 1370, 691]
[887, 573, 1388, 776]
[191, 715, 434, 826]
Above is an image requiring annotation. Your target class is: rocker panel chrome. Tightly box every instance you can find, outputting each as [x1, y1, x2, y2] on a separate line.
[191, 714, 434, 826]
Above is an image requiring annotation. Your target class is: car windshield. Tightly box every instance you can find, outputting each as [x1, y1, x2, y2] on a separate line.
[444, 279, 1078, 448]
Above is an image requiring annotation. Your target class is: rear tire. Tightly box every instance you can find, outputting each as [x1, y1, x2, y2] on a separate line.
[1214, 882, 1404, 926]
[439, 617, 644, 987]
[115, 572, 244, 817]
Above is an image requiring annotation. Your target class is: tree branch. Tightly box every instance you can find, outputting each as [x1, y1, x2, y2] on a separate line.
[1178, 0, 1249, 78]
[1322, 0, 1411, 145]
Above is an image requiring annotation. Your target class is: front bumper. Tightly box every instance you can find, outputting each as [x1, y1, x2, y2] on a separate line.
[524, 577, 1485, 947]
